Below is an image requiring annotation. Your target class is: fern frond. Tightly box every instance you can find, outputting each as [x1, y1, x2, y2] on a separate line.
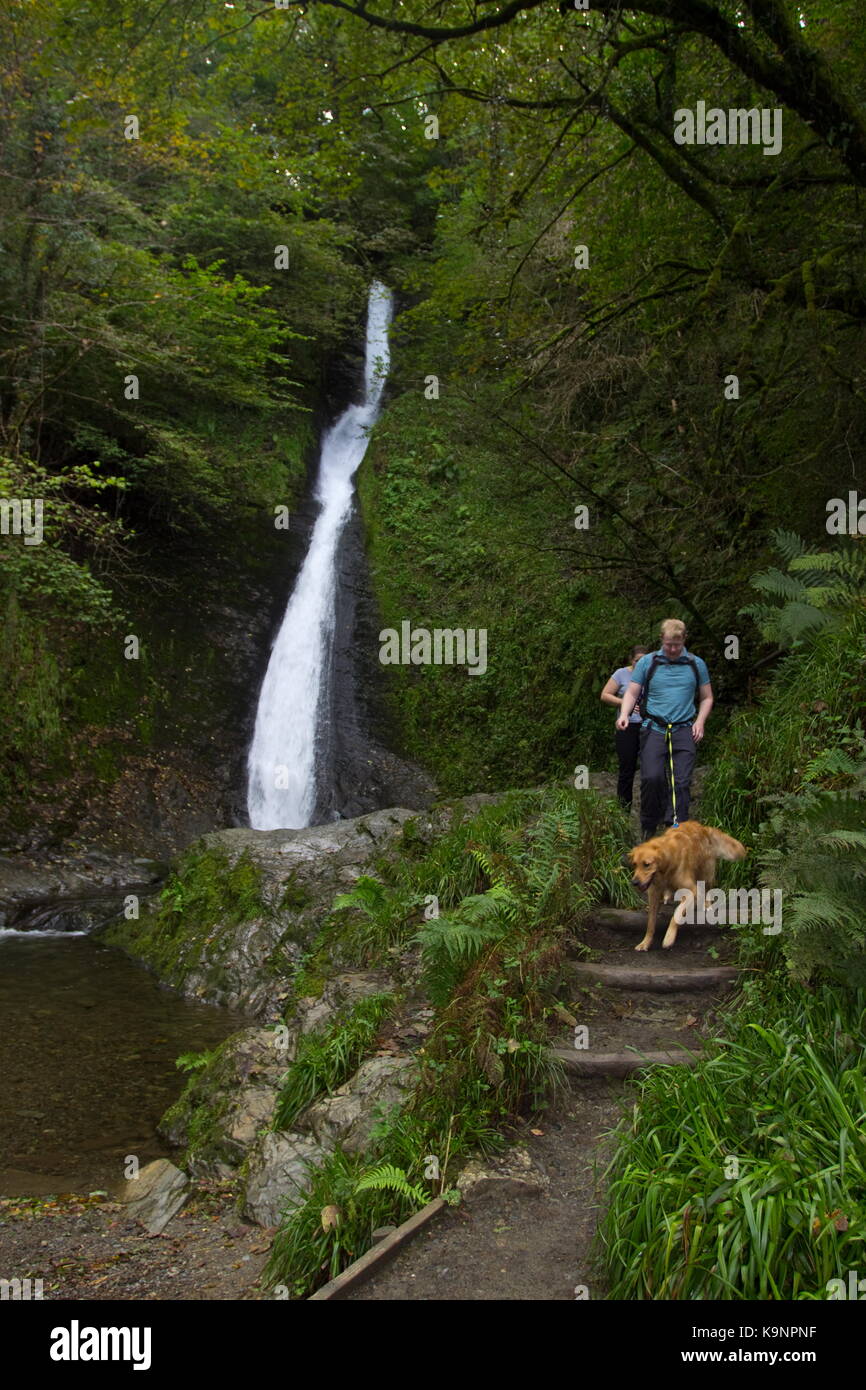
[354, 1164, 428, 1205]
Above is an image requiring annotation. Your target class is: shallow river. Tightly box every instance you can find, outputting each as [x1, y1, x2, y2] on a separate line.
[0, 929, 248, 1197]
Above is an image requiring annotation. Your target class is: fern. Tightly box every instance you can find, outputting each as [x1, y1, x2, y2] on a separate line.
[741, 531, 866, 649]
[757, 771, 866, 986]
[354, 1163, 428, 1206]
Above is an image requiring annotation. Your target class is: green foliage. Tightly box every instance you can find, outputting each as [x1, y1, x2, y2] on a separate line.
[700, 613, 866, 849]
[740, 530, 866, 649]
[359, 394, 642, 794]
[757, 752, 866, 986]
[601, 976, 866, 1300]
[414, 787, 633, 1007]
[175, 1048, 217, 1075]
[353, 1163, 428, 1206]
[264, 1147, 422, 1299]
[272, 993, 396, 1131]
[157, 849, 265, 931]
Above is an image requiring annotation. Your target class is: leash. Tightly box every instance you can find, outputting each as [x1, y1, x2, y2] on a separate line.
[665, 723, 679, 827]
[645, 712, 692, 828]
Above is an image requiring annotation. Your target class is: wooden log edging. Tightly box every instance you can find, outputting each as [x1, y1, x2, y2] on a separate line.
[566, 961, 740, 992]
[551, 1046, 702, 1077]
[307, 1198, 446, 1300]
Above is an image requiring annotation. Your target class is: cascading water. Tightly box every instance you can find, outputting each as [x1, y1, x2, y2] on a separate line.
[246, 280, 393, 830]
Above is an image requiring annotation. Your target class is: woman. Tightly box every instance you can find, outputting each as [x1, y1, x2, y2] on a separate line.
[601, 645, 649, 810]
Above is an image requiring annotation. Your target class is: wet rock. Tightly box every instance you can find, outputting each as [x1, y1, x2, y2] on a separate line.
[456, 1148, 550, 1202]
[159, 1027, 293, 1177]
[104, 807, 417, 1016]
[242, 1132, 330, 1228]
[0, 853, 165, 932]
[116, 1158, 189, 1234]
[294, 971, 395, 1037]
[298, 1055, 417, 1153]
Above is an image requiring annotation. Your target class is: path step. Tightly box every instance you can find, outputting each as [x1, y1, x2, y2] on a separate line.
[565, 961, 739, 992]
[585, 907, 724, 934]
[551, 1046, 701, 1077]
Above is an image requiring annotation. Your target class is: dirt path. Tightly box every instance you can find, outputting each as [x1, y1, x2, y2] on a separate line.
[348, 896, 737, 1301]
[0, 1181, 270, 1300]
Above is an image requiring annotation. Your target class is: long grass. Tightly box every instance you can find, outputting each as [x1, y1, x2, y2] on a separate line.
[272, 992, 396, 1130]
[600, 974, 866, 1299]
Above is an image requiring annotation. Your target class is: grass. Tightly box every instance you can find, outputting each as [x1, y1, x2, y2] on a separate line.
[273, 992, 397, 1131]
[600, 971, 866, 1299]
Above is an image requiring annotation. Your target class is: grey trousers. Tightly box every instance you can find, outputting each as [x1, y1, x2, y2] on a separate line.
[639, 723, 696, 836]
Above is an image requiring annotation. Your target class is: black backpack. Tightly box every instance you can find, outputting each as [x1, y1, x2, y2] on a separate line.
[640, 654, 701, 728]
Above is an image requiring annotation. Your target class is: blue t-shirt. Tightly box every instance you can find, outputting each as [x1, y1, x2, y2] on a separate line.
[609, 666, 643, 725]
[630, 648, 710, 728]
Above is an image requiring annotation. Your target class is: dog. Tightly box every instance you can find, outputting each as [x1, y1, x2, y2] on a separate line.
[628, 822, 748, 951]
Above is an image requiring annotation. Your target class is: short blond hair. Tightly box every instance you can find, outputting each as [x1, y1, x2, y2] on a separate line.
[660, 618, 686, 640]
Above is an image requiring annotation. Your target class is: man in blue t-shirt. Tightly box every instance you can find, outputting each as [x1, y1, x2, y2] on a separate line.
[616, 618, 713, 839]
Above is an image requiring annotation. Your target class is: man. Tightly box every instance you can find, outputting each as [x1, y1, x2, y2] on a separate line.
[616, 619, 713, 840]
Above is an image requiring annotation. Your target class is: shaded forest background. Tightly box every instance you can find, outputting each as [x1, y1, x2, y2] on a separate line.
[1, 0, 864, 843]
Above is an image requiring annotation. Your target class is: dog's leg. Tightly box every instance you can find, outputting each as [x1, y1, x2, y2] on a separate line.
[663, 880, 695, 949]
[635, 883, 660, 951]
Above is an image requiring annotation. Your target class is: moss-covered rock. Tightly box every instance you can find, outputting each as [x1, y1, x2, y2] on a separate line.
[101, 807, 418, 1015]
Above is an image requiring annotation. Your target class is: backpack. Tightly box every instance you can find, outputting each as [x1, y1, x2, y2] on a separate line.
[640, 654, 701, 729]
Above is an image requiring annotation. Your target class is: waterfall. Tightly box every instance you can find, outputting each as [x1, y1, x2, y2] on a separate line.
[246, 280, 392, 830]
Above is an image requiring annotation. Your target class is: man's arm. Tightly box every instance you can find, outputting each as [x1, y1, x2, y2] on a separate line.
[693, 682, 713, 742]
[616, 680, 642, 729]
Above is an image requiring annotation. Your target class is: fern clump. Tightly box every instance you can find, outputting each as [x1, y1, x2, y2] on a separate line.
[740, 528, 866, 649]
[758, 753, 866, 987]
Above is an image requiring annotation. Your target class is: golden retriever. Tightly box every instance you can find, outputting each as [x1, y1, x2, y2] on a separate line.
[628, 822, 748, 951]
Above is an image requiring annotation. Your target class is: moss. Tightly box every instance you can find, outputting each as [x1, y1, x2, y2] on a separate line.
[102, 845, 269, 985]
[279, 873, 313, 912]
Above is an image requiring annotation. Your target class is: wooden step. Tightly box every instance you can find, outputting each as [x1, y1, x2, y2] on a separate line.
[551, 1046, 702, 1077]
[565, 961, 739, 992]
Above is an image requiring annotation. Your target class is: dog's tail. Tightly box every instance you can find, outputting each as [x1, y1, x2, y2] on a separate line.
[708, 828, 748, 860]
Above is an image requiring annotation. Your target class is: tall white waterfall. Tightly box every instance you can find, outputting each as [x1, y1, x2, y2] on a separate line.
[246, 280, 392, 829]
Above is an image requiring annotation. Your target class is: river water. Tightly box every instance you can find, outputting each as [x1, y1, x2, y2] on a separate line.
[0, 928, 248, 1197]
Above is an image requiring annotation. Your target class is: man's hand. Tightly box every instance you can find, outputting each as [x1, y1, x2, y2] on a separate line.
[692, 721, 705, 743]
[616, 713, 630, 731]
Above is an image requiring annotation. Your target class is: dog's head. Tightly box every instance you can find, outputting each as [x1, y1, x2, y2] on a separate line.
[628, 840, 662, 892]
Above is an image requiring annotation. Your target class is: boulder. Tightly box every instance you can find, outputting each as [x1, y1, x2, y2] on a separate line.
[116, 1158, 189, 1234]
[298, 1055, 417, 1153]
[159, 1026, 293, 1177]
[242, 1132, 330, 1228]
[103, 807, 418, 1016]
[456, 1147, 550, 1202]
